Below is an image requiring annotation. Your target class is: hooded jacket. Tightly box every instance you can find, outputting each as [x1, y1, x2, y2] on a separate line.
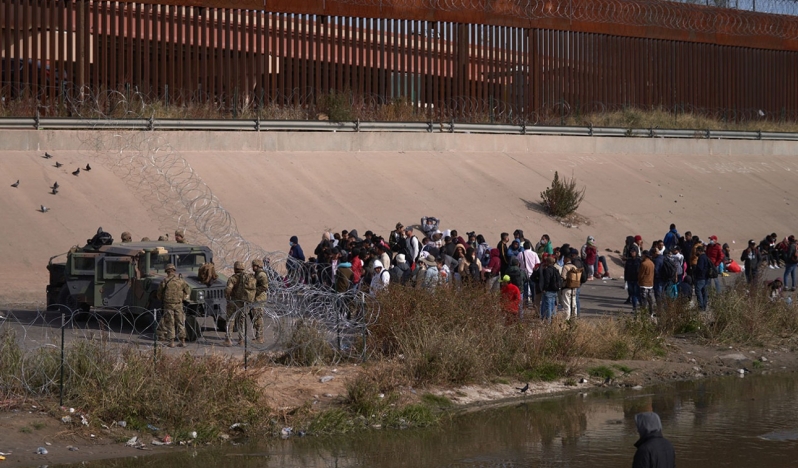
[706, 242, 724, 267]
[633, 412, 675, 468]
[663, 228, 679, 251]
[505, 258, 525, 291]
[486, 248, 502, 277]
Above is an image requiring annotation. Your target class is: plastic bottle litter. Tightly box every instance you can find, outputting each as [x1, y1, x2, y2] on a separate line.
[146, 424, 160, 431]
[125, 436, 139, 446]
[117, 420, 127, 428]
[36, 447, 48, 455]
[189, 431, 197, 439]
[319, 376, 334, 383]
[61, 416, 72, 424]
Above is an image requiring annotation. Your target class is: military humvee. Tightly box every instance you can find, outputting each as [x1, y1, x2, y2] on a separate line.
[46, 232, 228, 329]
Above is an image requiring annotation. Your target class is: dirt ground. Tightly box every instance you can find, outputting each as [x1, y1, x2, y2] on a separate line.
[2, 335, 796, 468]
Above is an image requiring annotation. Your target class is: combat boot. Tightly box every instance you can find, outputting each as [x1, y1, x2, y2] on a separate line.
[179, 339, 186, 347]
[237, 339, 244, 347]
[167, 340, 176, 348]
[255, 336, 265, 344]
[223, 338, 233, 347]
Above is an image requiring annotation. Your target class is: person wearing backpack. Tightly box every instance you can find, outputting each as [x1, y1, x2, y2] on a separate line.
[560, 255, 582, 320]
[224, 261, 257, 346]
[539, 256, 562, 322]
[369, 260, 391, 295]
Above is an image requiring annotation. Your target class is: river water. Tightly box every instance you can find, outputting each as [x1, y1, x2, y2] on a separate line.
[60, 372, 798, 468]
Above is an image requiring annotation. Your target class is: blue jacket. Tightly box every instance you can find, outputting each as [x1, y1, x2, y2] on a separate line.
[663, 229, 679, 251]
[693, 254, 712, 281]
[289, 244, 306, 262]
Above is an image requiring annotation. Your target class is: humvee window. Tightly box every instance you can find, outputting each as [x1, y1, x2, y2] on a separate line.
[176, 253, 206, 269]
[72, 256, 95, 272]
[104, 259, 131, 279]
[150, 252, 170, 270]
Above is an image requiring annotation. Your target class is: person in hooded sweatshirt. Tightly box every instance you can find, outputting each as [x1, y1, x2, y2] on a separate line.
[369, 260, 390, 295]
[632, 412, 675, 468]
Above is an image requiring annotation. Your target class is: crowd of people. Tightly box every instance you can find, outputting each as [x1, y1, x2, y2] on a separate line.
[283, 220, 795, 321]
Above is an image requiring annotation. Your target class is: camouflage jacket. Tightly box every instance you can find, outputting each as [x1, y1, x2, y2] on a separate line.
[156, 274, 190, 306]
[254, 270, 269, 302]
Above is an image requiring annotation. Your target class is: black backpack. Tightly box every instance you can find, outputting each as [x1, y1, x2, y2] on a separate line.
[660, 257, 677, 282]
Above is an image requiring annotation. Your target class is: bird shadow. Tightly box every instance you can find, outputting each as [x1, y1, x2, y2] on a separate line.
[520, 198, 546, 215]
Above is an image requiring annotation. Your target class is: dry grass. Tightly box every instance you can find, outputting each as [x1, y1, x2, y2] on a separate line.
[4, 90, 798, 132]
[567, 107, 798, 133]
[0, 333, 272, 440]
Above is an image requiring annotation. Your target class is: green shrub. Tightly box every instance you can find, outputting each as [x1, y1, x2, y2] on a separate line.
[588, 366, 615, 380]
[540, 171, 586, 217]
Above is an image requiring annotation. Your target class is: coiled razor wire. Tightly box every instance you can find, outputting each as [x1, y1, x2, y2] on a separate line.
[1, 89, 387, 401]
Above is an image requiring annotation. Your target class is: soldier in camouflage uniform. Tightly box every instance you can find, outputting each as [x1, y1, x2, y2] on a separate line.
[120, 231, 132, 243]
[224, 261, 248, 346]
[175, 229, 186, 243]
[156, 263, 190, 347]
[250, 258, 269, 344]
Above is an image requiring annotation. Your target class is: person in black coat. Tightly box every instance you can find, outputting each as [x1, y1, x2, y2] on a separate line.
[740, 239, 762, 284]
[633, 412, 675, 468]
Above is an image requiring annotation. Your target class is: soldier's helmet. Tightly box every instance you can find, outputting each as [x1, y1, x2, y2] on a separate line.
[165, 263, 176, 272]
[252, 258, 264, 268]
[158, 235, 167, 241]
[175, 229, 185, 237]
[233, 261, 245, 272]
[121, 231, 132, 242]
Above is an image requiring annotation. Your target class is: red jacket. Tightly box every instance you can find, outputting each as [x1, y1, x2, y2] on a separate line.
[706, 243, 723, 267]
[501, 283, 521, 315]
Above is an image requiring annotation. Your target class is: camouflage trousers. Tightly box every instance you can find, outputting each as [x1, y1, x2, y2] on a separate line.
[158, 305, 186, 341]
[226, 301, 264, 342]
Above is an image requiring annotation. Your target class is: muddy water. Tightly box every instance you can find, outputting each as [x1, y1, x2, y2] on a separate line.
[61, 372, 798, 468]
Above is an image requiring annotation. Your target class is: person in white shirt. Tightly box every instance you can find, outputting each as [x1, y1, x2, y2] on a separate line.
[517, 240, 541, 306]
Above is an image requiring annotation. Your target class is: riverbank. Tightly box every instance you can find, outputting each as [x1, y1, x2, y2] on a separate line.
[2, 326, 796, 468]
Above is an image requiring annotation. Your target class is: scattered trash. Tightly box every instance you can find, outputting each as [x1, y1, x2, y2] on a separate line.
[36, 447, 48, 455]
[378, 393, 385, 399]
[90, 434, 96, 438]
[0, 455, 5, 461]
[162, 435, 172, 444]
[579, 378, 587, 384]
[323, 393, 334, 398]
[151, 440, 167, 446]
[80, 415, 89, 426]
[280, 427, 293, 438]
[146, 424, 160, 432]
[298, 430, 306, 437]
[229, 423, 248, 431]
[189, 431, 197, 439]
[61, 416, 72, 424]
[219, 434, 230, 441]
[101, 424, 109, 429]
[117, 421, 127, 428]
[44, 442, 51, 446]
[67, 446, 79, 452]
[319, 375, 334, 383]
[68, 408, 75, 414]
[738, 368, 746, 374]
[125, 436, 139, 447]
[761, 356, 768, 362]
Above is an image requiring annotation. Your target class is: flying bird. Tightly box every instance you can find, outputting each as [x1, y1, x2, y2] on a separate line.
[72, 168, 80, 176]
[52, 182, 59, 190]
[85, 164, 91, 171]
[54, 162, 63, 168]
[517, 383, 529, 393]
[51, 187, 58, 195]
[40, 205, 50, 213]
[11, 180, 19, 188]
[43, 152, 53, 159]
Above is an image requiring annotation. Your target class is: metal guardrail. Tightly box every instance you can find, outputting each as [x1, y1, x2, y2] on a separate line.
[3, 117, 798, 141]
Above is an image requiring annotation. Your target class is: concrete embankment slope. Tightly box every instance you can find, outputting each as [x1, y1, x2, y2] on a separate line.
[0, 129, 796, 304]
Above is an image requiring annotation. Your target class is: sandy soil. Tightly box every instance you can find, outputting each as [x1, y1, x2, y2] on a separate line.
[2, 133, 797, 304]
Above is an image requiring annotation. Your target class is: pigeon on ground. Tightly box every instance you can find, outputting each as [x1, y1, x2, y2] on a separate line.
[85, 163, 91, 171]
[517, 383, 529, 393]
[72, 168, 80, 176]
[55, 162, 63, 168]
[43, 152, 53, 159]
[51, 187, 58, 195]
[52, 181, 59, 190]
[11, 180, 19, 187]
[40, 205, 49, 213]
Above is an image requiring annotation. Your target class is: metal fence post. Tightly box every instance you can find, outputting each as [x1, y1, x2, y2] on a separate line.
[243, 303, 249, 370]
[153, 309, 158, 365]
[59, 312, 66, 407]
